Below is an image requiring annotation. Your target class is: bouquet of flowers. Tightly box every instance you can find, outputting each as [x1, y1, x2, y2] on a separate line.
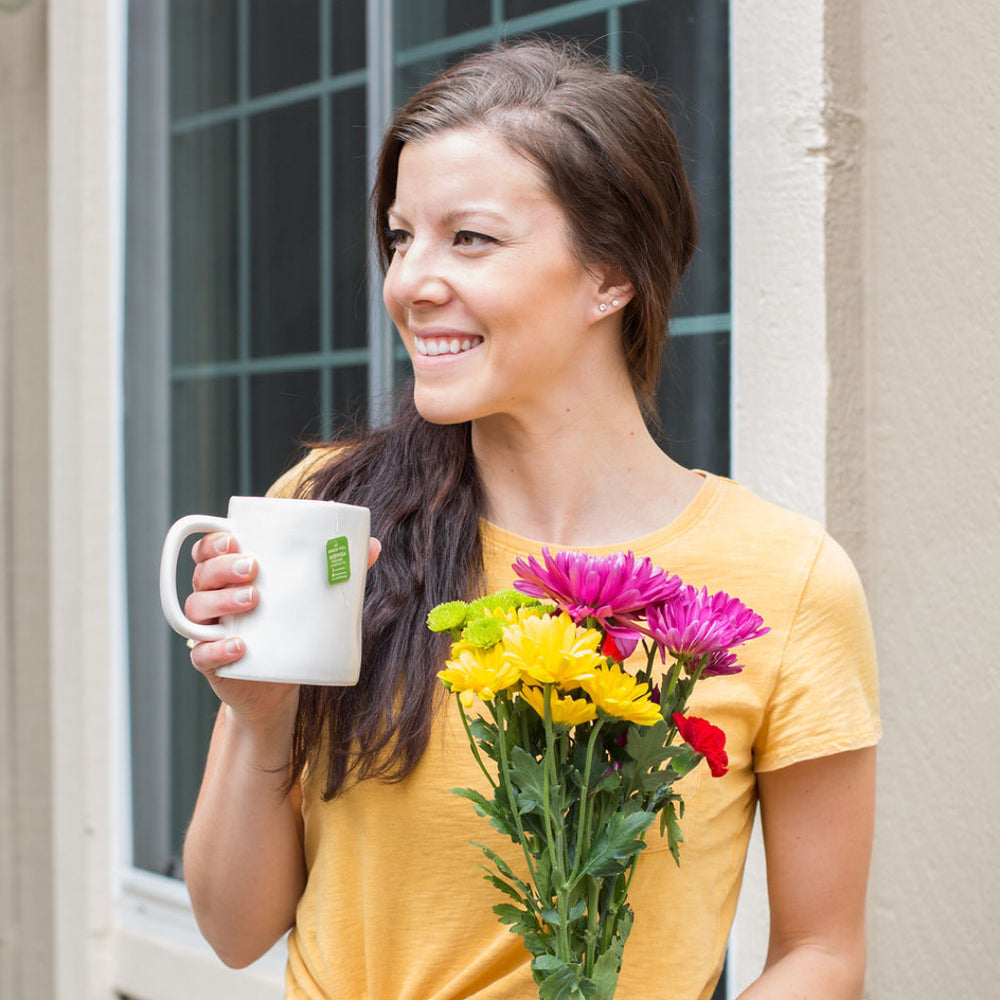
[428, 548, 768, 1000]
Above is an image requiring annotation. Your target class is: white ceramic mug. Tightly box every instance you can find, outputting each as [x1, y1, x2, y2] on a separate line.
[159, 496, 371, 685]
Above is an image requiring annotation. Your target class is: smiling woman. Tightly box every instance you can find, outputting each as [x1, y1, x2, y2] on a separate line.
[178, 38, 878, 1000]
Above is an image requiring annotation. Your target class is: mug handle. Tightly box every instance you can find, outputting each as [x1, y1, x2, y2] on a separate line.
[159, 514, 234, 642]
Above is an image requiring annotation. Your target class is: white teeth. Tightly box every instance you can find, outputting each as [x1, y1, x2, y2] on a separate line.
[414, 335, 480, 356]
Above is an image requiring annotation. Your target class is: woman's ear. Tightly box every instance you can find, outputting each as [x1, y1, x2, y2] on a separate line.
[590, 267, 636, 323]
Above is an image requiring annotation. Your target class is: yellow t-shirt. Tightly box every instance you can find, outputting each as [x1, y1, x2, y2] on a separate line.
[283, 469, 880, 1000]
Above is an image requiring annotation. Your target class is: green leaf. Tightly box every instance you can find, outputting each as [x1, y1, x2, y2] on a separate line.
[492, 902, 528, 926]
[659, 799, 684, 865]
[509, 745, 567, 815]
[483, 872, 528, 906]
[576, 809, 656, 880]
[453, 787, 518, 839]
[624, 719, 674, 771]
[591, 944, 624, 1000]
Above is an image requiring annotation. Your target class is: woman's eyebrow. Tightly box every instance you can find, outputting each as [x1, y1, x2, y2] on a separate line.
[387, 205, 510, 226]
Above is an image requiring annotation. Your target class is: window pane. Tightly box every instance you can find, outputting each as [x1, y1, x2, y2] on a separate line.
[655, 330, 730, 475]
[331, 86, 369, 350]
[167, 375, 241, 871]
[250, 370, 322, 495]
[171, 123, 239, 365]
[169, 0, 238, 118]
[621, 0, 730, 318]
[395, 0, 493, 49]
[332, 364, 369, 429]
[250, 100, 321, 357]
[332, 0, 367, 74]
[250, 0, 319, 97]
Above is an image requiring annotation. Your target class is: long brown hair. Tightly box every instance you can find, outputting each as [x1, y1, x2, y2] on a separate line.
[291, 39, 698, 799]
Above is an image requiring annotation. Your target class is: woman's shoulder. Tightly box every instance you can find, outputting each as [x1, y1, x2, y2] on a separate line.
[266, 445, 345, 499]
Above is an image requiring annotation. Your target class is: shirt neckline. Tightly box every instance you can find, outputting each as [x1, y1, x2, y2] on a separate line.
[480, 470, 727, 557]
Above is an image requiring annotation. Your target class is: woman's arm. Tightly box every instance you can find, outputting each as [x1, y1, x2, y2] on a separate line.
[183, 698, 307, 968]
[180, 530, 380, 967]
[737, 746, 877, 999]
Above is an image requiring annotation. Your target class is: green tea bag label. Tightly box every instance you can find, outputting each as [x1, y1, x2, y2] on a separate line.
[326, 536, 351, 584]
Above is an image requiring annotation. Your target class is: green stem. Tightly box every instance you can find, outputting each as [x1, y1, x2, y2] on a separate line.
[541, 685, 571, 961]
[494, 695, 539, 887]
[568, 717, 605, 886]
[456, 698, 497, 790]
[585, 875, 600, 975]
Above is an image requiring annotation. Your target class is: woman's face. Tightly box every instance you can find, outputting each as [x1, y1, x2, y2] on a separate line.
[383, 127, 618, 427]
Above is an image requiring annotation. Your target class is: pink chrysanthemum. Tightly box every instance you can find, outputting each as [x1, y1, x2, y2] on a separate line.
[512, 548, 682, 653]
[646, 585, 769, 662]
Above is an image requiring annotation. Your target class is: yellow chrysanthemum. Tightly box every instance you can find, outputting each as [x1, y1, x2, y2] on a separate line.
[501, 612, 603, 691]
[438, 644, 521, 708]
[520, 684, 597, 727]
[580, 664, 662, 726]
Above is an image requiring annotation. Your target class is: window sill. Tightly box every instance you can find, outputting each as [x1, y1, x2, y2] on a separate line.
[115, 868, 285, 1000]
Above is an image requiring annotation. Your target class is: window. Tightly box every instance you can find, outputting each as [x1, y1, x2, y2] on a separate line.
[126, 0, 729, 921]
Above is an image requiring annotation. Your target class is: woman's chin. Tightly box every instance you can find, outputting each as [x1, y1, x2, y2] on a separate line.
[412, 385, 475, 426]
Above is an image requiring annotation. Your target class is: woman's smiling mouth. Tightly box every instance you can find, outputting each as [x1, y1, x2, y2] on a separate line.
[413, 333, 484, 357]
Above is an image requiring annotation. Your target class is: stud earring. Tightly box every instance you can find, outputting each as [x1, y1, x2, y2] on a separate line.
[611, 299, 620, 308]
[599, 303, 608, 312]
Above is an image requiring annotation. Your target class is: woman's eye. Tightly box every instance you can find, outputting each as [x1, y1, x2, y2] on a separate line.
[385, 228, 411, 251]
[454, 230, 495, 249]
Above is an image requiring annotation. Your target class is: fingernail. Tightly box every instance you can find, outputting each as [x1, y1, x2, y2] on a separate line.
[224, 639, 242, 656]
[215, 535, 231, 554]
[234, 587, 255, 606]
[233, 557, 254, 577]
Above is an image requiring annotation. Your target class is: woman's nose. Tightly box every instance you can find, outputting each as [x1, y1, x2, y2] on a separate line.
[384, 241, 450, 308]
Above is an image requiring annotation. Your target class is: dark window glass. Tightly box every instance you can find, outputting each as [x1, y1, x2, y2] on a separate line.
[332, 0, 367, 74]
[621, 0, 730, 318]
[169, 0, 239, 118]
[332, 364, 369, 429]
[251, 370, 323, 493]
[331, 87, 369, 350]
[171, 123, 239, 365]
[505, 0, 566, 18]
[250, 100, 321, 358]
[655, 330, 730, 474]
[167, 375, 241, 870]
[250, 0, 320, 97]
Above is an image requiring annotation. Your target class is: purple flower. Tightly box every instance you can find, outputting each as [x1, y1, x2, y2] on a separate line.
[646, 585, 769, 663]
[512, 548, 682, 643]
[700, 650, 743, 678]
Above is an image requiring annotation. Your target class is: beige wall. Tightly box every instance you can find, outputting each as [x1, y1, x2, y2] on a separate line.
[0, 1, 54, 997]
[862, 1, 1000, 994]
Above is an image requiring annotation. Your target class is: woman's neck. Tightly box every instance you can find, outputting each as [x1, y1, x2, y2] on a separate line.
[470, 396, 703, 548]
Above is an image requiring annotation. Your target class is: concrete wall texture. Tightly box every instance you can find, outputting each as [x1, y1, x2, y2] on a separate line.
[1, 0, 997, 997]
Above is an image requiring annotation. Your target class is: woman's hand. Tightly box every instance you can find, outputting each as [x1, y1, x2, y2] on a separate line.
[186, 531, 381, 724]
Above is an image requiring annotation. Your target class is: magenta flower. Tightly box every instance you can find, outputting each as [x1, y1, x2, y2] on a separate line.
[646, 585, 768, 663]
[700, 650, 743, 678]
[512, 548, 682, 651]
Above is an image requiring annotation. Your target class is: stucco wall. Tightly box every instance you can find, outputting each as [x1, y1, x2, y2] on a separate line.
[0, 2, 54, 997]
[862, 2, 1000, 995]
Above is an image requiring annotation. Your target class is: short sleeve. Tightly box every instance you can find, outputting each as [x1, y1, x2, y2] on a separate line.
[753, 533, 881, 771]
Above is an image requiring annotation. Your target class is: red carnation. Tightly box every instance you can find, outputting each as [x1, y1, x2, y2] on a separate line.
[672, 713, 729, 777]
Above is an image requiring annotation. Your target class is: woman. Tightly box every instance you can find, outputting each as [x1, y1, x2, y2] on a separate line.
[182, 40, 879, 1000]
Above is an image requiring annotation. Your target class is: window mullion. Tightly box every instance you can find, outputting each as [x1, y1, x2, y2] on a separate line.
[366, 0, 396, 426]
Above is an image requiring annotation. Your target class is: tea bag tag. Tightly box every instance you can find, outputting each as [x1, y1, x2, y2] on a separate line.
[326, 536, 351, 584]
